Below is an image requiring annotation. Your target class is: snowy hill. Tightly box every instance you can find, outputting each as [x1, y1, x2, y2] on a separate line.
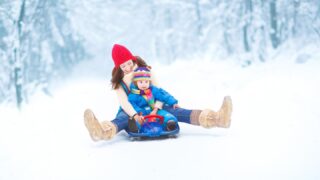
[1, 54, 320, 180]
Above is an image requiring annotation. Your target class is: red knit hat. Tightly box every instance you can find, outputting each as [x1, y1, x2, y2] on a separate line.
[112, 44, 137, 67]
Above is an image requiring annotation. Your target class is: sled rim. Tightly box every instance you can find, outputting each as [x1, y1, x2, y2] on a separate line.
[126, 124, 180, 137]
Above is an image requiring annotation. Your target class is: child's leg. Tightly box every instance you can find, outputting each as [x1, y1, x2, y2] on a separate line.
[157, 109, 178, 130]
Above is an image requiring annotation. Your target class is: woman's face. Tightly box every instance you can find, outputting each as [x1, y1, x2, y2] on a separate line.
[136, 80, 150, 90]
[120, 60, 134, 74]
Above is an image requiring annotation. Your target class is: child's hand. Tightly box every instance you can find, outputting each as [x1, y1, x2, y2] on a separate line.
[173, 104, 180, 109]
[150, 107, 159, 115]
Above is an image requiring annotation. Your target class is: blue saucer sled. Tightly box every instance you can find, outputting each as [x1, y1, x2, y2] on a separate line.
[125, 115, 180, 140]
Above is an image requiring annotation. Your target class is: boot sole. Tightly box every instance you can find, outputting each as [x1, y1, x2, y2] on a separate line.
[84, 109, 103, 141]
[222, 96, 232, 128]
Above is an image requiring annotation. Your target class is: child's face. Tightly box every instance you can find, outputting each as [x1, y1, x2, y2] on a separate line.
[136, 80, 150, 90]
[120, 60, 134, 74]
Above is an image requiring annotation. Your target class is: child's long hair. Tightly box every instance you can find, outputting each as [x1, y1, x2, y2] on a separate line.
[111, 56, 151, 90]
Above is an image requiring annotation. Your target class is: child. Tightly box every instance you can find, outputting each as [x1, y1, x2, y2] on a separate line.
[128, 67, 179, 132]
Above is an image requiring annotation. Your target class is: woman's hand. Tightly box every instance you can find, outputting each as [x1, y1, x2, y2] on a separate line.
[173, 104, 180, 109]
[150, 107, 159, 115]
[138, 115, 144, 124]
[133, 114, 144, 124]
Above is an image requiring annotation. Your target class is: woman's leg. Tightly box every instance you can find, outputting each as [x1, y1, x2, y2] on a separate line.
[84, 109, 129, 141]
[162, 96, 233, 128]
[162, 105, 193, 124]
[162, 105, 204, 126]
[111, 110, 130, 132]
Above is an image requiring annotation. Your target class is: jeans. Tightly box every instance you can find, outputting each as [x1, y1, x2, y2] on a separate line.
[111, 109, 130, 132]
[162, 105, 192, 124]
[112, 105, 192, 133]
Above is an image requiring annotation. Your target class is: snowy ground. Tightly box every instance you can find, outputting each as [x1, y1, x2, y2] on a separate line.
[1, 52, 320, 180]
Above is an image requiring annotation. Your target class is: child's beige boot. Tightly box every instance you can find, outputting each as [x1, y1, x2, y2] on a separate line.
[84, 109, 117, 141]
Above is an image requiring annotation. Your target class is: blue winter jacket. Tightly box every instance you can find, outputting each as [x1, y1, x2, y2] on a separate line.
[128, 84, 178, 115]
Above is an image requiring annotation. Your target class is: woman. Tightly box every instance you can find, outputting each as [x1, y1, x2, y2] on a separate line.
[84, 44, 232, 141]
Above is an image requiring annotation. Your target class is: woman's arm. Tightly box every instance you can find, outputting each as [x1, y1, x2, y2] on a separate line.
[115, 87, 137, 117]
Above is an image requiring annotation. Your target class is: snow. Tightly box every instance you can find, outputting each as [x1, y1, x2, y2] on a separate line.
[1, 50, 320, 180]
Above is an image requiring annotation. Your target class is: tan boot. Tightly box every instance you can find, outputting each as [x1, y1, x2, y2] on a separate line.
[84, 109, 117, 141]
[199, 96, 233, 128]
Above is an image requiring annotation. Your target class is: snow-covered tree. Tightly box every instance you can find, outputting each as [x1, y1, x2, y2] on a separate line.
[0, 0, 86, 108]
[1, 0, 319, 107]
[65, 0, 319, 65]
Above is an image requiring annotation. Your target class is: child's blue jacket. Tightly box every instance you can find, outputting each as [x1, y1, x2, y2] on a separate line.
[128, 84, 178, 115]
